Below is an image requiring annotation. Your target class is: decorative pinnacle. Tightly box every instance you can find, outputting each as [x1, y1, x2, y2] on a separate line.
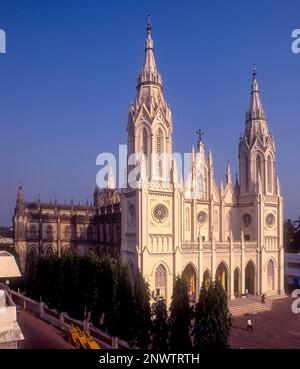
[147, 14, 151, 35]
[196, 128, 204, 144]
[252, 63, 257, 77]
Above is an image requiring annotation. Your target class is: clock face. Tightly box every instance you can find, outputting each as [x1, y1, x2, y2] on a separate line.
[198, 211, 208, 224]
[128, 204, 136, 224]
[153, 204, 168, 222]
[243, 213, 252, 228]
[266, 213, 276, 228]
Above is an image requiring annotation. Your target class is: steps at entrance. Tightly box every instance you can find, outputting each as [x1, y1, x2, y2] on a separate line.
[229, 294, 287, 316]
[230, 302, 270, 316]
[229, 296, 272, 316]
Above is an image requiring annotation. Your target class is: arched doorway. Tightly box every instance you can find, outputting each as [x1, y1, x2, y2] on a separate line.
[234, 268, 240, 297]
[267, 259, 275, 291]
[202, 269, 211, 289]
[182, 263, 197, 301]
[215, 262, 228, 293]
[245, 261, 255, 295]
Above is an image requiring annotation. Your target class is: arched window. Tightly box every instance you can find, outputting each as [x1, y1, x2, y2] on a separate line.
[256, 155, 262, 183]
[267, 259, 275, 290]
[244, 155, 249, 192]
[214, 210, 219, 232]
[64, 226, 71, 240]
[226, 211, 232, 233]
[141, 127, 148, 158]
[185, 208, 190, 231]
[45, 225, 53, 240]
[29, 225, 37, 239]
[156, 128, 163, 177]
[198, 172, 206, 193]
[267, 155, 272, 193]
[45, 246, 54, 257]
[155, 264, 167, 298]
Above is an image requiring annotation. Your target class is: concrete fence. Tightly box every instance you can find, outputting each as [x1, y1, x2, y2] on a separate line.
[9, 290, 131, 349]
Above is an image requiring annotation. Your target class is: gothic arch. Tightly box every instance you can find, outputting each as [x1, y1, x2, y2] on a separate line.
[45, 245, 55, 257]
[234, 267, 241, 297]
[266, 259, 275, 291]
[154, 263, 167, 299]
[202, 269, 211, 288]
[215, 261, 229, 293]
[182, 261, 198, 277]
[27, 245, 39, 258]
[245, 259, 256, 295]
[182, 262, 198, 300]
[151, 260, 171, 277]
[62, 246, 71, 255]
[152, 121, 168, 138]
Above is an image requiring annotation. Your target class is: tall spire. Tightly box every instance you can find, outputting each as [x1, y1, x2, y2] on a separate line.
[138, 16, 162, 86]
[246, 65, 266, 122]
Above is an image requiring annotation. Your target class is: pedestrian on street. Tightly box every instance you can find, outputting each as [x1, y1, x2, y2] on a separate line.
[246, 317, 253, 332]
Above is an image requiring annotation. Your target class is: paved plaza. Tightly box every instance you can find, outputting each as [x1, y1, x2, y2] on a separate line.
[230, 297, 300, 349]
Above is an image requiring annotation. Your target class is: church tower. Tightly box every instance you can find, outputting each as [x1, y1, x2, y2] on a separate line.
[239, 66, 276, 196]
[121, 19, 179, 304]
[127, 17, 173, 181]
[238, 67, 284, 295]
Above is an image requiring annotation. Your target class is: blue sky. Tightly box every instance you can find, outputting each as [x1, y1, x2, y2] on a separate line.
[0, 0, 299, 225]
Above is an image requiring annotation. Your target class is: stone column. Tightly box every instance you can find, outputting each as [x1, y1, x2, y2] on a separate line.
[241, 235, 245, 294]
[229, 234, 235, 299]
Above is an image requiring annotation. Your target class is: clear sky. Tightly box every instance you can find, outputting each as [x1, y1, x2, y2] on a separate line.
[0, 0, 299, 226]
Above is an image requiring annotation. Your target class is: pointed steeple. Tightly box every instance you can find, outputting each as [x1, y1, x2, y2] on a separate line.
[16, 182, 24, 208]
[246, 65, 266, 122]
[107, 167, 115, 189]
[226, 161, 232, 186]
[138, 16, 162, 86]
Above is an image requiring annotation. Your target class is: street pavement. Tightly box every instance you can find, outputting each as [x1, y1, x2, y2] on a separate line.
[17, 310, 74, 349]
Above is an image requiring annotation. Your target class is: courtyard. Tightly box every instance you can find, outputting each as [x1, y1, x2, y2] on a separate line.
[230, 297, 300, 349]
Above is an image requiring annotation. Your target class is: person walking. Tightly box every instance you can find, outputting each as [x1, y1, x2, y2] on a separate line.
[246, 317, 253, 332]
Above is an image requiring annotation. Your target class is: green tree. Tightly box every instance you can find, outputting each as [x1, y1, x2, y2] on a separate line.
[151, 297, 169, 350]
[132, 271, 151, 348]
[111, 263, 135, 342]
[96, 256, 115, 330]
[193, 279, 232, 349]
[169, 276, 192, 350]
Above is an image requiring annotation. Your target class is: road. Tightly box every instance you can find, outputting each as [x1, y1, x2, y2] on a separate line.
[17, 310, 74, 349]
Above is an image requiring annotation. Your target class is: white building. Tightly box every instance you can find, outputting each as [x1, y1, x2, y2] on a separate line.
[121, 20, 285, 305]
[285, 253, 300, 290]
[0, 251, 24, 349]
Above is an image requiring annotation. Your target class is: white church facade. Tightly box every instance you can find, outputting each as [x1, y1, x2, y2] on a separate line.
[121, 20, 285, 304]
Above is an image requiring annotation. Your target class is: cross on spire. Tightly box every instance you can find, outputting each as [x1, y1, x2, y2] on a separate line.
[196, 128, 204, 144]
[147, 14, 151, 35]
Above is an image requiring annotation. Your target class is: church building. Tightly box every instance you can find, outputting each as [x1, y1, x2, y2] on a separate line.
[13, 20, 285, 304]
[120, 20, 285, 304]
